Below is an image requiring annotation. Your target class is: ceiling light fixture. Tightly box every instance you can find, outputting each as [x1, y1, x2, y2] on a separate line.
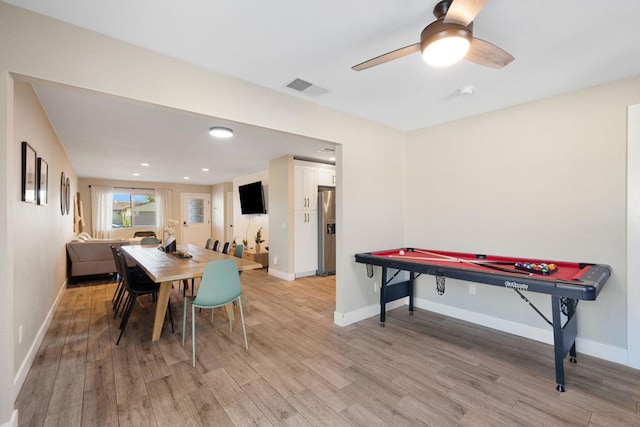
[140, 162, 150, 167]
[209, 127, 234, 138]
[202, 168, 209, 172]
[420, 24, 471, 67]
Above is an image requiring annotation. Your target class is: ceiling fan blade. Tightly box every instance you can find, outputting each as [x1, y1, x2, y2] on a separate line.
[352, 43, 420, 71]
[465, 37, 514, 69]
[443, 0, 488, 26]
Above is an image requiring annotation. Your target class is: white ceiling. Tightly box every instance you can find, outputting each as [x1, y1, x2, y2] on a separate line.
[8, 0, 640, 184]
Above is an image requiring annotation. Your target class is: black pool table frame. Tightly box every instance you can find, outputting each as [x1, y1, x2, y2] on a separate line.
[354, 249, 611, 392]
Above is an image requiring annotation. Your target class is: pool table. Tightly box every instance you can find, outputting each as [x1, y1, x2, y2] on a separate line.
[354, 248, 611, 392]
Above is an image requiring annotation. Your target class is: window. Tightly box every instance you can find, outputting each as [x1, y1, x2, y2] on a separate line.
[112, 190, 156, 228]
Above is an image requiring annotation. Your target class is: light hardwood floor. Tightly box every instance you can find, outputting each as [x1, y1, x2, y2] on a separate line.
[16, 269, 640, 426]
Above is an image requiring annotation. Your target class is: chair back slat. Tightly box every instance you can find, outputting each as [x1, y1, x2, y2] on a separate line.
[192, 259, 242, 307]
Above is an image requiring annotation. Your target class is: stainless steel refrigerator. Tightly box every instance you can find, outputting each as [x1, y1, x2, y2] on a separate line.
[317, 188, 336, 276]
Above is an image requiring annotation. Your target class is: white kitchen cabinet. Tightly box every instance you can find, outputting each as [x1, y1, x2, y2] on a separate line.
[317, 167, 336, 187]
[294, 164, 317, 210]
[294, 210, 318, 277]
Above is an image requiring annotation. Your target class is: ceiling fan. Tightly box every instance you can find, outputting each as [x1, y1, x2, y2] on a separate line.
[352, 0, 514, 71]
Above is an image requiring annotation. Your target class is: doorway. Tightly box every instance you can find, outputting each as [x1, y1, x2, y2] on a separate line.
[181, 193, 211, 246]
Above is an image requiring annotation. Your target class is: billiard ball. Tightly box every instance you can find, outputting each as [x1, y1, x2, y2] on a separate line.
[399, 250, 405, 255]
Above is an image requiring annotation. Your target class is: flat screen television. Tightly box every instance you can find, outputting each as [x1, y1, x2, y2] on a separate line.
[239, 181, 267, 214]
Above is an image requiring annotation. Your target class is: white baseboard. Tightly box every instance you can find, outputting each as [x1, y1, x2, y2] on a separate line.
[333, 295, 629, 366]
[333, 297, 408, 327]
[0, 410, 17, 427]
[13, 280, 67, 400]
[414, 297, 628, 365]
[268, 268, 295, 281]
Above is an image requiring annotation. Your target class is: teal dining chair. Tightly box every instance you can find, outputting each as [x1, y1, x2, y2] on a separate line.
[233, 244, 244, 258]
[182, 259, 248, 367]
[140, 236, 161, 245]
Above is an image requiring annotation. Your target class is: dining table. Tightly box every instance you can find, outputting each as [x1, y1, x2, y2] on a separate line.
[121, 243, 263, 341]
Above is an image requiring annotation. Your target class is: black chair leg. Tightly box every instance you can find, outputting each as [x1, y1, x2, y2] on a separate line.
[117, 294, 138, 344]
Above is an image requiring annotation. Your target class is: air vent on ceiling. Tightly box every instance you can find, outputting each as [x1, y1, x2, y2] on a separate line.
[285, 78, 329, 97]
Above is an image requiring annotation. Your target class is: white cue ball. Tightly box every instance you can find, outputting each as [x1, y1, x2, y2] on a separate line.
[399, 250, 405, 255]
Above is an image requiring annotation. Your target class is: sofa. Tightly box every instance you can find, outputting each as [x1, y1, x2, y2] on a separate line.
[66, 232, 132, 281]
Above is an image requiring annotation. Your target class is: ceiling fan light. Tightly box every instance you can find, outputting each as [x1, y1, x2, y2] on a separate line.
[423, 35, 470, 67]
[209, 126, 234, 138]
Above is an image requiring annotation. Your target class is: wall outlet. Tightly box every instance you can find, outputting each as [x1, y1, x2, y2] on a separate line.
[374, 282, 378, 293]
[469, 284, 477, 295]
[18, 325, 23, 344]
[273, 256, 278, 265]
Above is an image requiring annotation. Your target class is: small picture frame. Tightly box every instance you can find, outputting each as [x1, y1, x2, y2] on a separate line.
[65, 177, 71, 215]
[60, 172, 66, 214]
[21, 141, 37, 203]
[37, 157, 48, 205]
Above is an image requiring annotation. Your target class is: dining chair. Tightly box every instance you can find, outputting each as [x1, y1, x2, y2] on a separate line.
[110, 244, 149, 315]
[114, 248, 174, 344]
[204, 238, 212, 250]
[133, 230, 157, 238]
[212, 240, 220, 252]
[231, 244, 251, 314]
[182, 259, 248, 367]
[141, 236, 161, 245]
[221, 242, 230, 254]
[233, 244, 244, 258]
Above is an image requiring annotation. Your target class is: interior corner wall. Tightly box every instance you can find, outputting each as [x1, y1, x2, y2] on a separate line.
[268, 156, 294, 278]
[0, 70, 17, 426]
[405, 76, 640, 363]
[211, 182, 232, 244]
[12, 80, 77, 402]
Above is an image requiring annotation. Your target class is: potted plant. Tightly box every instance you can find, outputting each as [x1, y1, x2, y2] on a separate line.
[254, 227, 265, 252]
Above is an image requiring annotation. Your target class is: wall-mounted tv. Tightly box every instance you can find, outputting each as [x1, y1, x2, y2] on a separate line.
[239, 181, 267, 214]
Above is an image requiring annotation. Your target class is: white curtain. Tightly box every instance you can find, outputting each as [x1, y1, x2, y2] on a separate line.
[91, 185, 113, 239]
[155, 188, 172, 240]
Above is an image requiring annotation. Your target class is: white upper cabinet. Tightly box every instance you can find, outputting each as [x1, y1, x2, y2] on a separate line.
[317, 167, 336, 187]
[294, 164, 318, 211]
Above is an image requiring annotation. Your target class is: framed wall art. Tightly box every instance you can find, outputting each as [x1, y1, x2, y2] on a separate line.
[37, 157, 48, 205]
[21, 141, 37, 203]
[60, 172, 66, 214]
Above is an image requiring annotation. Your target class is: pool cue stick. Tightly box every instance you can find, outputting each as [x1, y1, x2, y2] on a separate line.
[413, 249, 532, 276]
[389, 254, 515, 265]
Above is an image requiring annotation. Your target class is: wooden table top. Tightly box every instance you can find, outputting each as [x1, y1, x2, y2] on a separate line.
[121, 243, 263, 283]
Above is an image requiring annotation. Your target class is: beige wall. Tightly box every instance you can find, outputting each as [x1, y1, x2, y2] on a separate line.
[405, 76, 640, 361]
[11, 81, 77, 401]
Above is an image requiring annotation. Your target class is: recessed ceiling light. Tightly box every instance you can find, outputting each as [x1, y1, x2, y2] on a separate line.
[132, 173, 140, 176]
[140, 163, 150, 167]
[202, 168, 209, 172]
[329, 157, 336, 161]
[209, 127, 234, 138]
[184, 176, 190, 180]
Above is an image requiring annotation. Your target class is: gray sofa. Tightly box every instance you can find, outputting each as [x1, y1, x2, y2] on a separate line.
[66, 232, 140, 280]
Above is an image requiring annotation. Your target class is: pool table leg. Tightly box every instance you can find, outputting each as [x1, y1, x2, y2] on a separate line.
[551, 295, 566, 392]
[409, 272, 415, 316]
[379, 267, 387, 326]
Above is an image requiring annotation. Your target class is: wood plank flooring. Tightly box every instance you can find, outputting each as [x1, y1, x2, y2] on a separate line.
[16, 270, 640, 426]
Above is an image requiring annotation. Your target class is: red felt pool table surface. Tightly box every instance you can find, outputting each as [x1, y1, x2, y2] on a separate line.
[370, 248, 587, 281]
